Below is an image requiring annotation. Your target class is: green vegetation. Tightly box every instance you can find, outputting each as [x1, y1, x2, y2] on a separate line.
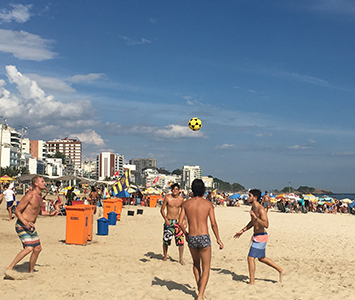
[213, 177, 245, 192]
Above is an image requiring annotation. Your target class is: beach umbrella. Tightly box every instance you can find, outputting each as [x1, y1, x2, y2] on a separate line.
[229, 193, 241, 200]
[340, 198, 352, 204]
[73, 189, 80, 195]
[0, 175, 14, 182]
[275, 194, 285, 199]
[303, 194, 318, 202]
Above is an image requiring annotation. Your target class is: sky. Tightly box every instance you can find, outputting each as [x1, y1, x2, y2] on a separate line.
[0, 1, 355, 192]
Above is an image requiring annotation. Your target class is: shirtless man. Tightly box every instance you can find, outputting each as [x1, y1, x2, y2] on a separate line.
[261, 191, 270, 212]
[160, 183, 185, 264]
[234, 189, 285, 285]
[179, 179, 223, 300]
[6, 175, 58, 274]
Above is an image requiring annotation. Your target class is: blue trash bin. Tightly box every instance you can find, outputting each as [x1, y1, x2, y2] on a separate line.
[97, 217, 109, 235]
[107, 211, 118, 225]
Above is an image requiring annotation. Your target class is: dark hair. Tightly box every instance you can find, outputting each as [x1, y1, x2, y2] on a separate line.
[32, 175, 42, 187]
[191, 179, 205, 197]
[91, 186, 96, 192]
[171, 183, 179, 190]
[250, 189, 262, 202]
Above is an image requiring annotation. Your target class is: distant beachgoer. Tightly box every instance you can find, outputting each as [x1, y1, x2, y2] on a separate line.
[88, 187, 99, 214]
[179, 179, 223, 300]
[262, 191, 270, 212]
[160, 183, 185, 264]
[234, 189, 286, 285]
[66, 187, 75, 206]
[6, 175, 58, 275]
[3, 184, 15, 221]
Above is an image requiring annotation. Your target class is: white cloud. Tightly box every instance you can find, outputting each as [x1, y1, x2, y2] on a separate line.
[104, 123, 204, 139]
[234, 86, 258, 93]
[69, 73, 105, 83]
[216, 143, 236, 149]
[0, 4, 32, 23]
[69, 130, 105, 146]
[289, 145, 310, 150]
[0, 65, 98, 139]
[0, 29, 56, 61]
[119, 35, 152, 45]
[25, 73, 76, 94]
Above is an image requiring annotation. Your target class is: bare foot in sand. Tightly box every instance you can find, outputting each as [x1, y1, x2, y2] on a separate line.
[279, 269, 286, 283]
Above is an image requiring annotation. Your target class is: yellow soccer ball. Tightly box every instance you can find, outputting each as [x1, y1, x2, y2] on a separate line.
[188, 117, 202, 131]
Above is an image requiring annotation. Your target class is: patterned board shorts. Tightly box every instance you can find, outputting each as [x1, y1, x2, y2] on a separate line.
[248, 232, 268, 258]
[163, 219, 184, 246]
[187, 234, 211, 249]
[15, 219, 41, 249]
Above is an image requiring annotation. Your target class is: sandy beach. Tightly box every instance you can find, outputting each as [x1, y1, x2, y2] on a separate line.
[1, 196, 354, 300]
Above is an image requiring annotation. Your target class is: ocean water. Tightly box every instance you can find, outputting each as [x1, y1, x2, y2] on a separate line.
[314, 193, 355, 200]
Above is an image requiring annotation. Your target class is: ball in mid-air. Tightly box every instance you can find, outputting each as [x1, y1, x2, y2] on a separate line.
[188, 117, 202, 131]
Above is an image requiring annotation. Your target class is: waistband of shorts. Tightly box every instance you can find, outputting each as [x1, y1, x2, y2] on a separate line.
[253, 232, 267, 236]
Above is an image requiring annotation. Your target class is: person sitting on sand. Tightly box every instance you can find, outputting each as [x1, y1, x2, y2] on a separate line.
[234, 189, 286, 285]
[6, 175, 58, 276]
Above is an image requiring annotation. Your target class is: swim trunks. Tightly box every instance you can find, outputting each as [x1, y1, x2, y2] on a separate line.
[187, 234, 211, 249]
[163, 219, 184, 246]
[263, 202, 270, 209]
[7, 201, 14, 208]
[248, 232, 268, 258]
[15, 219, 41, 249]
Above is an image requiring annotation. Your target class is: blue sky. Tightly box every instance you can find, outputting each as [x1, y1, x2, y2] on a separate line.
[0, 1, 355, 192]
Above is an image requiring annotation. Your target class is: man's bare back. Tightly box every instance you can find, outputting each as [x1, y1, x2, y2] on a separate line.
[181, 196, 212, 236]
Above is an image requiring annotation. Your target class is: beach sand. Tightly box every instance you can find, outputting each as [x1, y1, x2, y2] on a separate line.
[1, 197, 354, 299]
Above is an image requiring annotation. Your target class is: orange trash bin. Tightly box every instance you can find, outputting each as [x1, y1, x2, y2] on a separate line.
[75, 205, 95, 241]
[116, 198, 123, 221]
[65, 206, 89, 245]
[103, 199, 117, 219]
[149, 195, 157, 207]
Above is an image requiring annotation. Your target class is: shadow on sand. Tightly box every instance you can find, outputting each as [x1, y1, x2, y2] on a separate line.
[140, 251, 178, 263]
[211, 267, 277, 284]
[152, 276, 197, 298]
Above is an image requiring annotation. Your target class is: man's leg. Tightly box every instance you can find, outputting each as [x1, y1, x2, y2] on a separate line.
[7, 247, 33, 271]
[258, 257, 286, 282]
[247, 256, 256, 284]
[7, 206, 13, 221]
[198, 246, 211, 300]
[189, 248, 201, 291]
[29, 245, 42, 273]
[163, 243, 168, 261]
[178, 244, 184, 265]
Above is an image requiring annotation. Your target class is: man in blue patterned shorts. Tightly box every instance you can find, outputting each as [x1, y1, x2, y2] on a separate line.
[160, 183, 185, 264]
[179, 179, 224, 300]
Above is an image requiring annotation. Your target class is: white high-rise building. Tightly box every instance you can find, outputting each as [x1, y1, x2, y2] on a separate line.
[96, 152, 124, 180]
[0, 125, 21, 170]
[182, 165, 202, 189]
